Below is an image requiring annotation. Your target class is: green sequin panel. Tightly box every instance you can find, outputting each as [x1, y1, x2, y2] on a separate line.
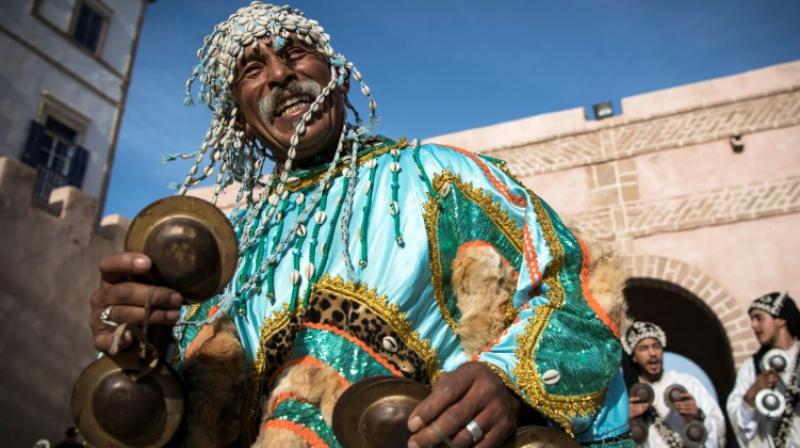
[534, 199, 621, 396]
[435, 184, 523, 324]
[290, 326, 396, 384]
[270, 399, 343, 448]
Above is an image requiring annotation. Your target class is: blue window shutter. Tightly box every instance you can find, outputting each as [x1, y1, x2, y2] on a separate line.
[67, 145, 89, 188]
[21, 120, 46, 167]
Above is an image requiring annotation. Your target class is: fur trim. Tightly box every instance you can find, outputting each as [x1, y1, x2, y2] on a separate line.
[253, 361, 347, 447]
[180, 317, 245, 448]
[256, 426, 308, 448]
[451, 241, 517, 355]
[583, 238, 631, 333]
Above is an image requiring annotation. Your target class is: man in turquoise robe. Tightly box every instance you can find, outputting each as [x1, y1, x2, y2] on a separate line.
[88, 3, 632, 447]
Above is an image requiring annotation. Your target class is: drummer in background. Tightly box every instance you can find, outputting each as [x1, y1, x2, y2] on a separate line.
[623, 321, 726, 447]
[727, 292, 800, 447]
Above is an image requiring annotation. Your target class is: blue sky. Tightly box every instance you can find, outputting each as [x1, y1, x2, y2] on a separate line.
[106, 0, 800, 218]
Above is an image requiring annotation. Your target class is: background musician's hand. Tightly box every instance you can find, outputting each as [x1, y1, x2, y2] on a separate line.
[628, 395, 650, 419]
[672, 391, 699, 419]
[744, 370, 779, 407]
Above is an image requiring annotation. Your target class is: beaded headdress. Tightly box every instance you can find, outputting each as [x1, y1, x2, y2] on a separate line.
[622, 321, 667, 356]
[749, 291, 791, 317]
[171, 2, 381, 319]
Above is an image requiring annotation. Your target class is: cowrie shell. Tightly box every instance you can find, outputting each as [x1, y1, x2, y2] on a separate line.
[542, 369, 560, 385]
[382, 336, 398, 353]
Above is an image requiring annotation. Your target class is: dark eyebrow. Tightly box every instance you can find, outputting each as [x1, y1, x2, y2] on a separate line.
[239, 43, 262, 67]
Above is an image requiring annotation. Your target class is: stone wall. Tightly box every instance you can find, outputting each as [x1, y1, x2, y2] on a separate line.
[0, 156, 128, 446]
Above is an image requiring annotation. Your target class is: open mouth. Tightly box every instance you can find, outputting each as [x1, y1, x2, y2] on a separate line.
[276, 95, 313, 118]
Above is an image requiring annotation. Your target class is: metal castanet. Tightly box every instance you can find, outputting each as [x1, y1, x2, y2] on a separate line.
[507, 426, 579, 448]
[333, 376, 430, 448]
[664, 384, 707, 447]
[71, 195, 238, 448]
[125, 195, 239, 303]
[628, 382, 654, 444]
[755, 349, 790, 418]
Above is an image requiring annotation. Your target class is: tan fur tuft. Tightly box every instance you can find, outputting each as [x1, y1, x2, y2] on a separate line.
[583, 238, 632, 333]
[451, 242, 517, 355]
[181, 317, 245, 448]
[253, 362, 347, 447]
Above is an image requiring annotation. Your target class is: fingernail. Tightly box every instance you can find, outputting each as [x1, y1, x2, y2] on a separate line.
[170, 292, 183, 306]
[408, 416, 423, 433]
[166, 310, 181, 321]
[122, 330, 133, 345]
[407, 441, 419, 448]
[132, 256, 150, 270]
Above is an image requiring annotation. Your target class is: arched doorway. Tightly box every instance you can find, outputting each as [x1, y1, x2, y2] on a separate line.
[625, 278, 735, 400]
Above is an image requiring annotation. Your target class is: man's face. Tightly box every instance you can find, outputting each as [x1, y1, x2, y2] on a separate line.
[750, 309, 784, 346]
[233, 36, 346, 162]
[632, 338, 664, 379]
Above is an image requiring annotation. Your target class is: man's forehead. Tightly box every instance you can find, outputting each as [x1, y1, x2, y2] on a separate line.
[636, 337, 662, 348]
[239, 36, 313, 62]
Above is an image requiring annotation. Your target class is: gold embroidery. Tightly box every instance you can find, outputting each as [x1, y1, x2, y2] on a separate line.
[422, 170, 524, 332]
[432, 172, 524, 251]
[288, 138, 408, 192]
[314, 274, 441, 382]
[242, 303, 293, 444]
[512, 195, 606, 434]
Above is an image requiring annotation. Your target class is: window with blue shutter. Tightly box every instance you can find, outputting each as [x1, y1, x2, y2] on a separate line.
[20, 117, 90, 202]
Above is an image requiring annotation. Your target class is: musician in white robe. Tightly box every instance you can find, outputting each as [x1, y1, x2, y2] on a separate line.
[623, 322, 725, 447]
[727, 292, 800, 448]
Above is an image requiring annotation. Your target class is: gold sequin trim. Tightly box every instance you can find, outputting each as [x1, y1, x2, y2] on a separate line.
[432, 171, 524, 251]
[512, 195, 605, 434]
[243, 303, 293, 444]
[314, 274, 441, 382]
[287, 138, 408, 192]
[422, 170, 524, 332]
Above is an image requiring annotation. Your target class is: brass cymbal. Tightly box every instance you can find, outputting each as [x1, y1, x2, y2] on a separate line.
[71, 349, 184, 448]
[332, 376, 429, 448]
[510, 426, 580, 448]
[125, 195, 238, 303]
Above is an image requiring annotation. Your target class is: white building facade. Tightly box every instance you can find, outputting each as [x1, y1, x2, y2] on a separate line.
[0, 0, 149, 211]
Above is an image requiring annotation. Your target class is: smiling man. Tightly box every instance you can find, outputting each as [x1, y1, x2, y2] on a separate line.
[87, 3, 632, 447]
[726, 292, 800, 447]
[623, 321, 725, 447]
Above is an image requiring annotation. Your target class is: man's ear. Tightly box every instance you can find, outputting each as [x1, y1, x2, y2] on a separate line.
[775, 317, 788, 329]
[234, 108, 252, 137]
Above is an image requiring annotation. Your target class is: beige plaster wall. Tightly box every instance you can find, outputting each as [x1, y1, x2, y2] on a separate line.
[0, 157, 128, 446]
[636, 126, 800, 203]
[633, 212, 800, 312]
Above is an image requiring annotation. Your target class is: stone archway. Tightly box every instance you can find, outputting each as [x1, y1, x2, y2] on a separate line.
[629, 255, 757, 367]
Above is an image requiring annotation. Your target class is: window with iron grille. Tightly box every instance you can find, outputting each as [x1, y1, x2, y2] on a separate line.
[21, 118, 89, 202]
[71, 1, 107, 53]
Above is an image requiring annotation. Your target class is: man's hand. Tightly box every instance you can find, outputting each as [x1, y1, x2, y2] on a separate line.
[407, 362, 519, 448]
[671, 391, 699, 419]
[89, 253, 183, 352]
[744, 370, 779, 407]
[628, 395, 650, 419]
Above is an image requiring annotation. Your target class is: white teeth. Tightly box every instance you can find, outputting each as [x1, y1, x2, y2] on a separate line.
[278, 96, 312, 116]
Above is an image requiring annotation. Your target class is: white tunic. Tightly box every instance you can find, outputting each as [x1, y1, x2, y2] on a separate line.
[640, 370, 726, 447]
[726, 341, 800, 448]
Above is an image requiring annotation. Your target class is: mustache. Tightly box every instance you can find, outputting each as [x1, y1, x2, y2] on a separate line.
[258, 79, 322, 122]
